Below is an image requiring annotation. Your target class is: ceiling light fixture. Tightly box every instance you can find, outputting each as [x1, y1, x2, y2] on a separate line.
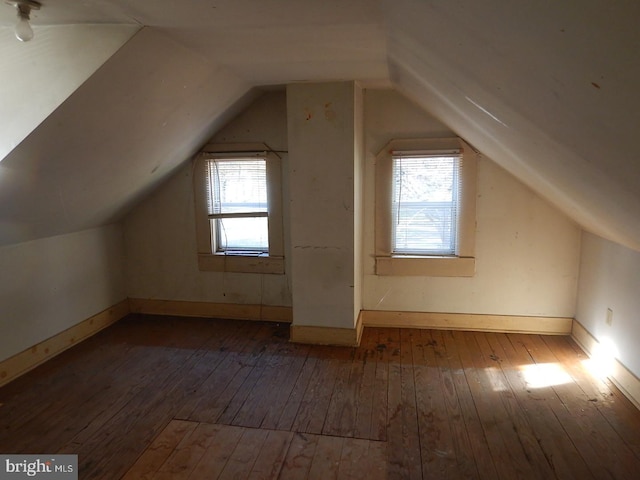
[5, 0, 40, 42]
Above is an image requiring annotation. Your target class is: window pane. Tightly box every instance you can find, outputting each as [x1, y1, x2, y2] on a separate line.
[207, 159, 267, 215]
[392, 155, 460, 255]
[213, 217, 268, 252]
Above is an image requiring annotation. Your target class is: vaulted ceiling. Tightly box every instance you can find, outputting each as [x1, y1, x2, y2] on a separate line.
[1, 0, 638, 251]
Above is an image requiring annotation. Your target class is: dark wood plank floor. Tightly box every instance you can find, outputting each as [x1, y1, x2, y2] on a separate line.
[1, 314, 640, 479]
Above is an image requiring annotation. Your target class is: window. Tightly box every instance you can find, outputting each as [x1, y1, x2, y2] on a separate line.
[392, 153, 460, 256]
[207, 158, 269, 253]
[194, 143, 284, 274]
[375, 138, 477, 276]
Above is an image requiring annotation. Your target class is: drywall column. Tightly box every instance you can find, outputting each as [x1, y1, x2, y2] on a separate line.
[287, 82, 363, 345]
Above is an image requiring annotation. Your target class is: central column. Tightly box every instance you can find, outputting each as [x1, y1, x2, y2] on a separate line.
[287, 82, 363, 346]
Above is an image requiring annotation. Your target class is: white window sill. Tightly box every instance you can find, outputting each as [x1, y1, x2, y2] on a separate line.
[375, 255, 475, 277]
[198, 253, 285, 274]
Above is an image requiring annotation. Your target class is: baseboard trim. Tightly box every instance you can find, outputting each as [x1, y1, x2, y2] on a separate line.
[290, 312, 364, 347]
[361, 310, 573, 335]
[128, 298, 293, 323]
[571, 320, 640, 410]
[0, 299, 130, 388]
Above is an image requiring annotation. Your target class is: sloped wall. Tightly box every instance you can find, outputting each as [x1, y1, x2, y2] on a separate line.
[124, 91, 291, 307]
[0, 27, 252, 246]
[0, 24, 138, 162]
[0, 225, 126, 363]
[362, 90, 581, 317]
[385, 0, 640, 252]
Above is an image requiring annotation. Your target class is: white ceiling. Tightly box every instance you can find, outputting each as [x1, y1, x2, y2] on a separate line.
[0, 0, 639, 251]
[0, 24, 137, 160]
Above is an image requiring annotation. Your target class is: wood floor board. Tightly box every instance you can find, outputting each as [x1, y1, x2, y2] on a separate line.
[335, 437, 369, 480]
[121, 419, 199, 480]
[218, 427, 271, 479]
[219, 328, 287, 426]
[322, 345, 357, 438]
[412, 329, 458, 478]
[186, 423, 245, 479]
[430, 330, 482, 479]
[306, 434, 344, 480]
[351, 327, 379, 440]
[3, 314, 640, 479]
[489, 332, 596, 479]
[290, 346, 341, 435]
[441, 331, 499, 479]
[0, 332, 137, 440]
[185, 323, 275, 424]
[274, 352, 320, 432]
[75, 352, 210, 478]
[543, 334, 640, 459]
[247, 429, 293, 480]
[174, 320, 258, 421]
[155, 422, 223, 479]
[385, 327, 422, 480]
[279, 432, 319, 480]
[474, 332, 556, 479]
[257, 343, 312, 431]
[456, 331, 540, 480]
[520, 333, 640, 479]
[369, 328, 390, 442]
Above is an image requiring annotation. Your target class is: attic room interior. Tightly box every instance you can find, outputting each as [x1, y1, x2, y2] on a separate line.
[1, 0, 640, 478]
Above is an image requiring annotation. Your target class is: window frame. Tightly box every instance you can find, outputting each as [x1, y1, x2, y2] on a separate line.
[208, 157, 269, 254]
[194, 143, 284, 274]
[375, 137, 477, 277]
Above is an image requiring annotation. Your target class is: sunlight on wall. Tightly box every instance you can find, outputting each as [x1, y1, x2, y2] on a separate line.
[582, 336, 619, 379]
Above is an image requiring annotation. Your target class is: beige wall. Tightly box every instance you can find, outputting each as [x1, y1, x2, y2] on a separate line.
[0, 225, 126, 362]
[362, 90, 581, 317]
[287, 82, 361, 329]
[124, 91, 292, 307]
[576, 232, 640, 377]
[124, 87, 581, 322]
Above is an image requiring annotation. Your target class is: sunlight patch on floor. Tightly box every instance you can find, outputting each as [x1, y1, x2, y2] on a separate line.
[520, 363, 573, 389]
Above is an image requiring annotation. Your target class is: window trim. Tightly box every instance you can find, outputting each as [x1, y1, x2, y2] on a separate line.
[194, 143, 284, 274]
[375, 137, 477, 277]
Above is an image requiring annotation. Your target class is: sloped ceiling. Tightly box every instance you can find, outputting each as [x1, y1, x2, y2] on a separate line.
[0, 24, 137, 160]
[0, 28, 254, 244]
[0, 0, 639, 251]
[385, 0, 640, 251]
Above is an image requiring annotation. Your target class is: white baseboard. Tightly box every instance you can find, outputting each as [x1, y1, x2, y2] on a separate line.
[0, 299, 130, 388]
[361, 310, 573, 335]
[571, 320, 640, 410]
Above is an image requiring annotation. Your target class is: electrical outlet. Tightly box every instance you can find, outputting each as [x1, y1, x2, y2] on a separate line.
[606, 308, 613, 326]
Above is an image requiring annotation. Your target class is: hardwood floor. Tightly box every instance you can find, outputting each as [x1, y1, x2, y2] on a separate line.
[1, 314, 640, 479]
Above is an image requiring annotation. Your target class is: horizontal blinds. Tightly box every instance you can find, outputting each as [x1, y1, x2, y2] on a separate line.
[392, 154, 461, 255]
[206, 158, 267, 216]
[205, 158, 269, 252]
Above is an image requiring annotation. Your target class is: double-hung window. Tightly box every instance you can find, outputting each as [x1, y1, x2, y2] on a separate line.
[194, 143, 284, 274]
[392, 152, 461, 256]
[207, 158, 269, 254]
[375, 138, 477, 276]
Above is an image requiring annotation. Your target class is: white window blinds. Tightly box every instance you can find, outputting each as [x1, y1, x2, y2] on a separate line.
[391, 153, 461, 255]
[205, 158, 269, 252]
